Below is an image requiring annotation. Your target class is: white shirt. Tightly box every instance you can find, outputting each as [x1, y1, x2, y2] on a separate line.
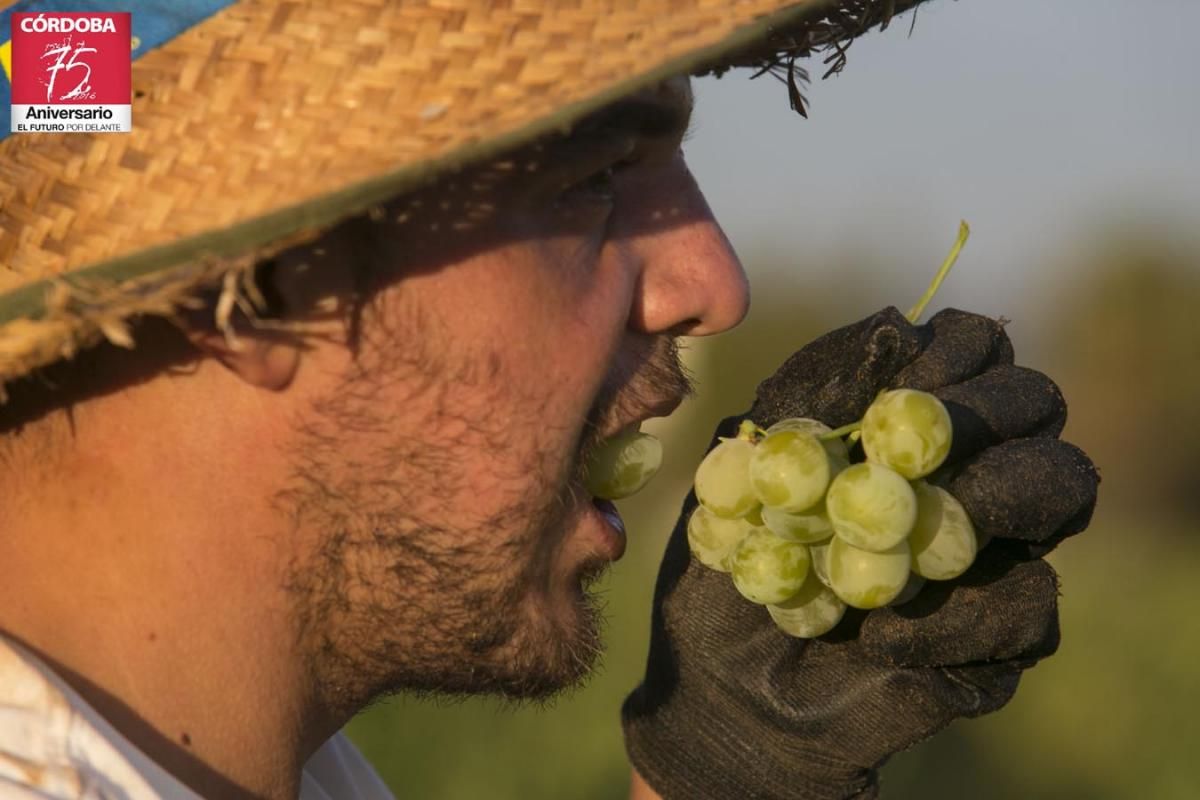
[0, 637, 396, 799]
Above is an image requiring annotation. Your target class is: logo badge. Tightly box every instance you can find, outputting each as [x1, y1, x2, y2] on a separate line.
[10, 12, 131, 134]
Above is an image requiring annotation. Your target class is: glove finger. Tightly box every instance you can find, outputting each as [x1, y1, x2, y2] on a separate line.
[885, 661, 1023, 751]
[858, 543, 1060, 668]
[934, 365, 1069, 463]
[752, 307, 922, 428]
[893, 308, 1014, 391]
[931, 661, 1024, 720]
[787, 656, 1022, 764]
[949, 437, 1099, 549]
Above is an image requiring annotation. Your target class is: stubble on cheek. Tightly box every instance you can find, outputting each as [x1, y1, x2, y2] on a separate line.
[272, 293, 603, 718]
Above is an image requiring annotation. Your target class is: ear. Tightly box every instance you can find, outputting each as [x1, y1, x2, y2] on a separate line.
[179, 317, 302, 392]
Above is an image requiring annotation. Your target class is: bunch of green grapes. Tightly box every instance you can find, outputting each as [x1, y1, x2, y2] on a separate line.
[688, 388, 980, 638]
[582, 225, 978, 638]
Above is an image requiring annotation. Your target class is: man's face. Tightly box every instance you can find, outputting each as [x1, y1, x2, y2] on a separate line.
[271, 77, 748, 714]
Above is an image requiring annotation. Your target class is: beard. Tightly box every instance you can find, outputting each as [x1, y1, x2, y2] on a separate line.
[275, 320, 692, 722]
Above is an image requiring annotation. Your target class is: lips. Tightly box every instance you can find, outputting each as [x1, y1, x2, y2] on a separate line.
[576, 387, 683, 563]
[589, 497, 627, 561]
[592, 498, 625, 537]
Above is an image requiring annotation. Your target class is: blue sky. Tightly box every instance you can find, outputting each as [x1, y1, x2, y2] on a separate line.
[684, 0, 1200, 335]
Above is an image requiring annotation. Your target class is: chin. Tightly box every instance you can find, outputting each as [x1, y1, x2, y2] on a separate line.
[520, 589, 606, 698]
[462, 566, 604, 702]
[359, 582, 605, 707]
[346, 485, 612, 706]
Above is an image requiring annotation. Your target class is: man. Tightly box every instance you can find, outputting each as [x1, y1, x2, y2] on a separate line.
[0, 1, 1097, 798]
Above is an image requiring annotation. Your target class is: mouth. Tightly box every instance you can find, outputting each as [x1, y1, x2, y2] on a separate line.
[585, 496, 627, 562]
[591, 497, 626, 536]
[573, 391, 684, 564]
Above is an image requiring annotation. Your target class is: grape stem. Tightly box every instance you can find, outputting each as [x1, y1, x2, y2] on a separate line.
[740, 224, 968, 454]
[736, 419, 763, 442]
[820, 421, 862, 441]
[905, 220, 970, 324]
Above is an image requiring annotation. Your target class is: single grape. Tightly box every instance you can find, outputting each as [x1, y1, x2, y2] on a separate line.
[765, 418, 816, 434]
[888, 572, 927, 607]
[584, 430, 663, 500]
[748, 429, 830, 513]
[809, 538, 833, 589]
[861, 389, 952, 479]
[825, 462, 917, 552]
[765, 418, 807, 434]
[909, 481, 978, 580]
[827, 536, 911, 609]
[762, 504, 834, 544]
[767, 571, 847, 638]
[729, 529, 810, 605]
[687, 506, 759, 572]
[694, 438, 760, 519]
[766, 417, 851, 464]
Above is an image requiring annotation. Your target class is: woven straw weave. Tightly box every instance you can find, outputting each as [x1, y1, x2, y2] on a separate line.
[0, 0, 924, 390]
[0, 0, 823, 287]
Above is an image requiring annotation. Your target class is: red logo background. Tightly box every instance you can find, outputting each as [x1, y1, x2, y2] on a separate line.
[11, 13, 131, 105]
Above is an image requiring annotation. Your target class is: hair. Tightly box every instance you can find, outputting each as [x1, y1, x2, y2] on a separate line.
[0, 256, 299, 473]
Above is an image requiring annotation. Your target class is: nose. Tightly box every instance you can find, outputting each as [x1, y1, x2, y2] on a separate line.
[621, 156, 750, 337]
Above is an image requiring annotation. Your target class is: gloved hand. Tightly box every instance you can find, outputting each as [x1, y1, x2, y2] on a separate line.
[622, 307, 1099, 800]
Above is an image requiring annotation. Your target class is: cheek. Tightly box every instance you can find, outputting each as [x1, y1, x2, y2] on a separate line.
[384, 242, 635, 502]
[441, 235, 636, 424]
[531, 234, 637, 370]
[293, 225, 639, 519]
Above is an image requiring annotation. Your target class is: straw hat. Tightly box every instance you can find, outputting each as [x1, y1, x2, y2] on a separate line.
[0, 0, 926, 396]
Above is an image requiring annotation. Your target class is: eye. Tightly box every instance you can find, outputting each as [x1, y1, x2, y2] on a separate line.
[559, 158, 637, 207]
[556, 165, 614, 206]
[579, 165, 617, 200]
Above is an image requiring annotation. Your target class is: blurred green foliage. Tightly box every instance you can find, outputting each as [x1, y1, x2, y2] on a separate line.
[1042, 233, 1200, 517]
[347, 230, 1200, 798]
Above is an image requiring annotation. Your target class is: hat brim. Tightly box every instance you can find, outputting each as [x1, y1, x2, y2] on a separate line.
[0, 0, 927, 391]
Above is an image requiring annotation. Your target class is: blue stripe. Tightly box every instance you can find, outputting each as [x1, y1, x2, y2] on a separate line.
[0, 67, 8, 136]
[2, 0, 237, 140]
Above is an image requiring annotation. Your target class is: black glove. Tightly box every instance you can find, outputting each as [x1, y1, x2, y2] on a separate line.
[622, 307, 1099, 800]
